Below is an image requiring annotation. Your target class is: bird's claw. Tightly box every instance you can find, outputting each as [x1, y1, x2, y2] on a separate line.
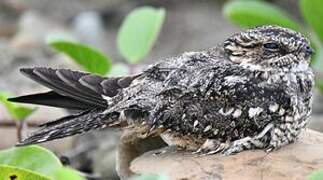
[192, 140, 228, 155]
[221, 141, 244, 155]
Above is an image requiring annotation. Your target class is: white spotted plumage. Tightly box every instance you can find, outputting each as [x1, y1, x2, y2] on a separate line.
[11, 26, 314, 156]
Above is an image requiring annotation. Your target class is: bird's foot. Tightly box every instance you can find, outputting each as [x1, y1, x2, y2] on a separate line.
[221, 137, 252, 155]
[194, 124, 274, 155]
[223, 124, 275, 155]
[265, 146, 275, 153]
[193, 139, 228, 155]
[193, 137, 255, 155]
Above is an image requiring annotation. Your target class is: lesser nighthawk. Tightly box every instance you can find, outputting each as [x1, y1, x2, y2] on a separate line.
[9, 25, 314, 155]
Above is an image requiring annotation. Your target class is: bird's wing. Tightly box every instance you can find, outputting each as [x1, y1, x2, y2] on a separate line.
[8, 67, 139, 110]
[143, 53, 280, 139]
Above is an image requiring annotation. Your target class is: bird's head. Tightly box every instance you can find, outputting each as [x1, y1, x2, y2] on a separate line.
[223, 25, 314, 70]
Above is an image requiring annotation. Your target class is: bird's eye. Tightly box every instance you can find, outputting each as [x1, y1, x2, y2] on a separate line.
[263, 43, 280, 51]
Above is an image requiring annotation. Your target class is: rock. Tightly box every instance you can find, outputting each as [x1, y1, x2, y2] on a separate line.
[309, 91, 323, 133]
[10, 11, 69, 50]
[22, 0, 127, 22]
[0, 0, 21, 37]
[72, 11, 108, 52]
[309, 115, 323, 133]
[130, 130, 323, 180]
[117, 129, 167, 180]
[312, 90, 323, 114]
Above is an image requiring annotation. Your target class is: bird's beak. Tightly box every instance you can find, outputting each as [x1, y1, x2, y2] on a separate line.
[303, 46, 315, 56]
[301, 46, 315, 59]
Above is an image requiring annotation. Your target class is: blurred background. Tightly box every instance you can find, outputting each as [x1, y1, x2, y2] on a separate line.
[0, 0, 322, 179]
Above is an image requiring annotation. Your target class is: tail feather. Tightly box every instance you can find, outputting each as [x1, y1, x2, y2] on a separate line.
[7, 91, 92, 110]
[38, 109, 91, 128]
[11, 67, 139, 110]
[8, 67, 142, 146]
[16, 109, 120, 146]
[20, 68, 107, 108]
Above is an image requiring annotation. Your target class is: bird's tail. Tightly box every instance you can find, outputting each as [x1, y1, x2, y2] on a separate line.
[6, 67, 139, 146]
[17, 109, 120, 146]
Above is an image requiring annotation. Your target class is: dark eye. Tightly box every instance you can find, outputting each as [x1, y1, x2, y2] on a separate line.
[263, 43, 280, 51]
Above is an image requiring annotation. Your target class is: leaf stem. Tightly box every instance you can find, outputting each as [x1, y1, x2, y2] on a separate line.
[15, 120, 26, 141]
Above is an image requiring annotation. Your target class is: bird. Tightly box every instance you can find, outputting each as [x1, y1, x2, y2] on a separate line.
[8, 25, 315, 155]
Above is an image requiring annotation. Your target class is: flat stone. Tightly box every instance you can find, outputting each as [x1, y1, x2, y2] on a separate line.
[131, 129, 323, 180]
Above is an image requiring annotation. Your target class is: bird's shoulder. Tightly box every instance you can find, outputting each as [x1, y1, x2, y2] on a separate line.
[141, 47, 246, 85]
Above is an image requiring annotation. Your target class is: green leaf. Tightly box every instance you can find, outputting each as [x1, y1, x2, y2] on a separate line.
[300, 0, 323, 42]
[51, 167, 84, 180]
[132, 174, 168, 180]
[48, 40, 112, 75]
[108, 63, 130, 76]
[117, 6, 166, 64]
[12, 107, 35, 121]
[0, 146, 62, 176]
[0, 92, 35, 120]
[0, 92, 16, 117]
[308, 170, 323, 180]
[0, 165, 50, 180]
[223, 0, 301, 30]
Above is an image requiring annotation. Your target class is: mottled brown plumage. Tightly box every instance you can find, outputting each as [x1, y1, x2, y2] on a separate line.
[9, 25, 314, 155]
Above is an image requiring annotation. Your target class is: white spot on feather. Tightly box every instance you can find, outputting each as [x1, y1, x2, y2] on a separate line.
[224, 76, 247, 84]
[213, 129, 219, 135]
[269, 103, 279, 112]
[219, 108, 234, 116]
[102, 95, 113, 105]
[292, 61, 309, 72]
[285, 116, 294, 122]
[248, 107, 263, 118]
[193, 120, 199, 128]
[232, 109, 242, 118]
[204, 125, 212, 132]
[279, 108, 285, 115]
[240, 62, 263, 71]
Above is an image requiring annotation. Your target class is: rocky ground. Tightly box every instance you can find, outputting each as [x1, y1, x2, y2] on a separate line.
[0, 0, 322, 179]
[131, 130, 323, 180]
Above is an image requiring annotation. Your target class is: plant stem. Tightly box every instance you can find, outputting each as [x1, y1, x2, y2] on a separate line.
[0, 120, 38, 128]
[15, 120, 26, 141]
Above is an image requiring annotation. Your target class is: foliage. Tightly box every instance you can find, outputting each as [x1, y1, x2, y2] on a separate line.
[0, 92, 35, 121]
[51, 167, 84, 180]
[308, 170, 323, 180]
[48, 40, 112, 76]
[47, 6, 165, 76]
[132, 174, 168, 180]
[223, 0, 323, 93]
[0, 165, 49, 180]
[0, 146, 62, 175]
[0, 146, 84, 180]
[300, 0, 323, 42]
[117, 7, 166, 64]
[223, 1, 300, 30]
